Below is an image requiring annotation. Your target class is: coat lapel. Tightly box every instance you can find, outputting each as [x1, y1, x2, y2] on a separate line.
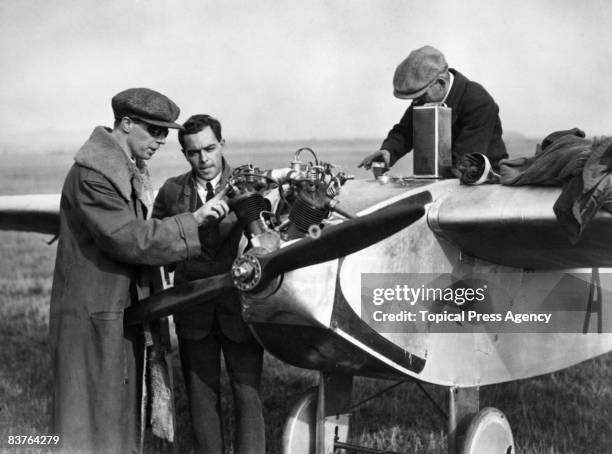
[186, 159, 238, 245]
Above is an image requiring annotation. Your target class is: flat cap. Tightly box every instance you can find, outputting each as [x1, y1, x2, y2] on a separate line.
[393, 46, 448, 99]
[112, 87, 182, 129]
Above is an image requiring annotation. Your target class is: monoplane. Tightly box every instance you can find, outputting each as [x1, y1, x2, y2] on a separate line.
[2, 147, 611, 454]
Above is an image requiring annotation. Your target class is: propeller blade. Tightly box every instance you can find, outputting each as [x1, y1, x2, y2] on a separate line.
[124, 272, 234, 326]
[258, 191, 431, 284]
[126, 191, 432, 323]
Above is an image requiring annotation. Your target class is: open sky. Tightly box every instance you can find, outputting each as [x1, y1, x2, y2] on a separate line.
[2, 0, 612, 149]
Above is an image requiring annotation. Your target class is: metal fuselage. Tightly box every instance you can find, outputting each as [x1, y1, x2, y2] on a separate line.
[242, 178, 612, 387]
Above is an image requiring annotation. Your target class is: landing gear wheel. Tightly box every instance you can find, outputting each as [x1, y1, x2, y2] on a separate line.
[281, 387, 317, 454]
[461, 407, 514, 454]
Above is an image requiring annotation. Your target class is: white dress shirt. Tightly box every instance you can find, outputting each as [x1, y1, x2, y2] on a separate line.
[195, 171, 222, 203]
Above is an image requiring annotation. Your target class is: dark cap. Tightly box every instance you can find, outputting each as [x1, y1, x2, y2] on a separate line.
[112, 88, 182, 129]
[393, 46, 448, 99]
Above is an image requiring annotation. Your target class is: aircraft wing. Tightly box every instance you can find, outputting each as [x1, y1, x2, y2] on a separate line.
[0, 194, 60, 235]
[3, 183, 612, 270]
[428, 183, 612, 269]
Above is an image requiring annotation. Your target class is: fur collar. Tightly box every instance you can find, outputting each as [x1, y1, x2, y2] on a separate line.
[74, 126, 148, 203]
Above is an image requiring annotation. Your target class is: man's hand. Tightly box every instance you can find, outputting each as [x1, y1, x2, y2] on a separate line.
[192, 188, 230, 226]
[358, 149, 391, 169]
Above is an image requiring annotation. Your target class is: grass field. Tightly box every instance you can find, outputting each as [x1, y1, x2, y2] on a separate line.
[2, 136, 612, 453]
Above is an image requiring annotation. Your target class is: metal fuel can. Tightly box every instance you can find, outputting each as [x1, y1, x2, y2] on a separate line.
[412, 104, 452, 178]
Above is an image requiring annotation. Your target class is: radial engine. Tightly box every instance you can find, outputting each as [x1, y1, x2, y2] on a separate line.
[225, 147, 353, 291]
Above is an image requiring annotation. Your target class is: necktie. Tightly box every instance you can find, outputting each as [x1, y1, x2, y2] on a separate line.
[205, 182, 215, 202]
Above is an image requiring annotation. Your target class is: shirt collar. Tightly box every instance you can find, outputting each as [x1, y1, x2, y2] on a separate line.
[441, 71, 454, 105]
[196, 170, 222, 190]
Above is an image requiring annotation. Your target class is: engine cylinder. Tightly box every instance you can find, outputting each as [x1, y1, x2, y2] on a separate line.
[288, 197, 329, 235]
[233, 193, 268, 236]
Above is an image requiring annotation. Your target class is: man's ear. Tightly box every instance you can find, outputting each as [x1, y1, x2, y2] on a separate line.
[220, 138, 226, 146]
[120, 117, 133, 134]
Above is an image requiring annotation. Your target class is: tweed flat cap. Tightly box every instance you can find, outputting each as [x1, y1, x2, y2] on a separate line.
[393, 46, 448, 99]
[112, 88, 182, 129]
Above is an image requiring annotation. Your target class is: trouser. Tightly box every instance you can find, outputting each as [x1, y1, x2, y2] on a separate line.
[178, 323, 265, 454]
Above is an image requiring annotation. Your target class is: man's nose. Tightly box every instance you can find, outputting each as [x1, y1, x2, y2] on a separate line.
[156, 137, 166, 145]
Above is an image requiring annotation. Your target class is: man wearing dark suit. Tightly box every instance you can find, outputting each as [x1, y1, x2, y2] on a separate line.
[153, 115, 264, 454]
[359, 45, 508, 171]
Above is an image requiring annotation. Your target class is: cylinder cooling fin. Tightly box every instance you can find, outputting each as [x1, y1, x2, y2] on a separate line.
[289, 197, 329, 233]
[233, 193, 267, 226]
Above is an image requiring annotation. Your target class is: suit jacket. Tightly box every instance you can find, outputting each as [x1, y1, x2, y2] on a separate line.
[153, 161, 252, 342]
[50, 126, 201, 454]
[382, 68, 508, 169]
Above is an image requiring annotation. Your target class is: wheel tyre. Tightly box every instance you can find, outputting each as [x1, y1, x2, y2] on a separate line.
[461, 407, 514, 454]
[281, 387, 318, 454]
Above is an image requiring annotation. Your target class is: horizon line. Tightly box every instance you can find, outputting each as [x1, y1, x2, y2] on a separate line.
[0, 130, 536, 152]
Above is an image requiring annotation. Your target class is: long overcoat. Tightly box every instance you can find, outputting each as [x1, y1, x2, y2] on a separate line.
[49, 126, 201, 454]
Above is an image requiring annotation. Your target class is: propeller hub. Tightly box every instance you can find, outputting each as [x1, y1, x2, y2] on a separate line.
[231, 252, 263, 291]
[232, 263, 253, 279]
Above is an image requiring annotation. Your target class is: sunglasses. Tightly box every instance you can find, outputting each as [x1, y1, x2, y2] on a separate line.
[130, 118, 169, 139]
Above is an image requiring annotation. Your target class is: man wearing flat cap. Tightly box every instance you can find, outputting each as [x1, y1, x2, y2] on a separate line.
[50, 88, 230, 453]
[359, 45, 507, 172]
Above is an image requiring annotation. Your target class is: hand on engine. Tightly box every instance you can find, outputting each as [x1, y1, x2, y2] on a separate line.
[358, 149, 391, 169]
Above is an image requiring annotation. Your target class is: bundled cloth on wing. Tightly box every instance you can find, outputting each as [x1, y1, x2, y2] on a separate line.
[454, 153, 501, 184]
[499, 128, 612, 243]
